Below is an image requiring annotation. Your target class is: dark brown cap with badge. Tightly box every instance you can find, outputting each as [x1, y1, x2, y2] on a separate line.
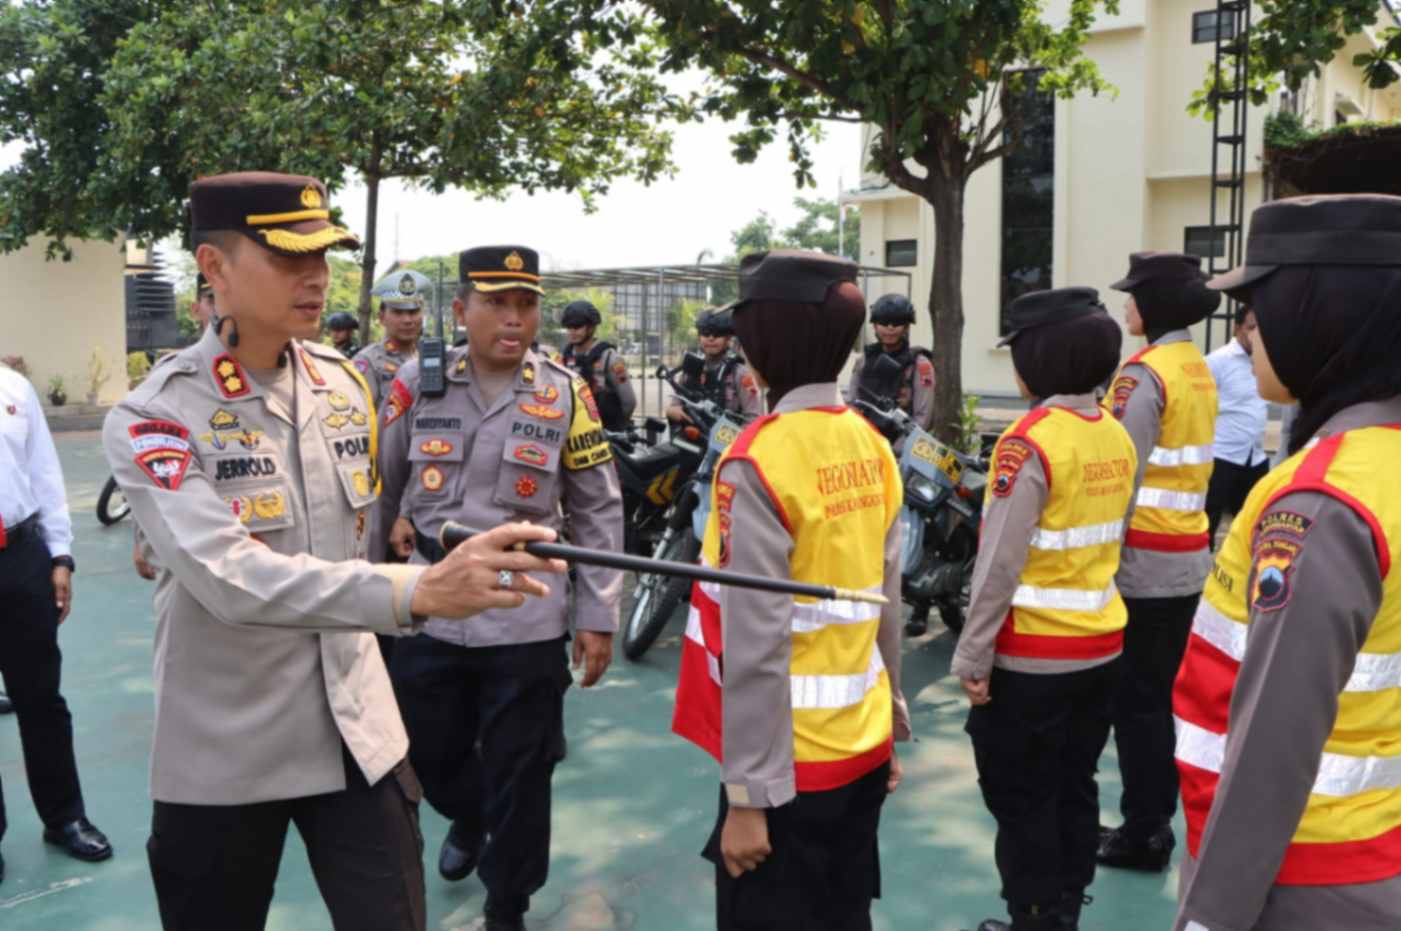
[733, 249, 858, 307]
[190, 171, 360, 256]
[459, 246, 544, 295]
[998, 286, 1104, 347]
[1109, 251, 1219, 331]
[1207, 194, 1401, 296]
[1110, 252, 1207, 293]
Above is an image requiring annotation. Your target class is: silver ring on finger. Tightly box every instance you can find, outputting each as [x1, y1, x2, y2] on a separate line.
[497, 569, 514, 591]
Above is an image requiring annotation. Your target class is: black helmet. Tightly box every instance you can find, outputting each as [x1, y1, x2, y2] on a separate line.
[326, 311, 358, 331]
[870, 293, 916, 325]
[561, 300, 602, 328]
[695, 306, 735, 337]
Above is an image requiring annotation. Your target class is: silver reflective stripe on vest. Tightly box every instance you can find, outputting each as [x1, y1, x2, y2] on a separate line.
[1191, 600, 1247, 662]
[1346, 651, 1401, 693]
[1176, 715, 1401, 797]
[1136, 487, 1207, 511]
[1148, 443, 1215, 467]
[1011, 582, 1117, 612]
[684, 604, 723, 686]
[791, 592, 882, 634]
[790, 649, 885, 710]
[1028, 520, 1125, 552]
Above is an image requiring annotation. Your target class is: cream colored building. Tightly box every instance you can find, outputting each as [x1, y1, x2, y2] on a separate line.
[1, 238, 128, 407]
[845, 0, 1401, 400]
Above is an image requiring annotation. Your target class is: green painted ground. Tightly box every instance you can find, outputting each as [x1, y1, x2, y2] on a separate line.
[0, 432, 1180, 929]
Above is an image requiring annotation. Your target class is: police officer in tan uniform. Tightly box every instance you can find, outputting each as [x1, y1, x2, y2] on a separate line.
[375, 246, 623, 931]
[353, 271, 427, 406]
[559, 299, 636, 430]
[102, 173, 565, 931]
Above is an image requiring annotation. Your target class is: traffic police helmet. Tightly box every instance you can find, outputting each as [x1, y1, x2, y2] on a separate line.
[869, 293, 916, 326]
[561, 300, 602, 328]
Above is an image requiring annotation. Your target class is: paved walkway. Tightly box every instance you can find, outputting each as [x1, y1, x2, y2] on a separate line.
[0, 432, 1181, 930]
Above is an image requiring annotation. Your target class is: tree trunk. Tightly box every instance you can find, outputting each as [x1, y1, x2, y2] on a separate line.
[356, 139, 383, 344]
[925, 177, 968, 447]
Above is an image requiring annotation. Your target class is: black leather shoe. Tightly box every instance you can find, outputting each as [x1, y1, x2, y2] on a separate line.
[905, 605, 931, 637]
[1057, 891, 1091, 929]
[437, 823, 482, 882]
[484, 915, 525, 931]
[43, 818, 113, 862]
[1097, 823, 1174, 872]
[0, 692, 13, 714]
[485, 895, 527, 930]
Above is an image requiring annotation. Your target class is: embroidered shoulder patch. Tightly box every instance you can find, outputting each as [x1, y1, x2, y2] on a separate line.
[354, 357, 370, 375]
[383, 378, 414, 427]
[716, 480, 736, 568]
[992, 437, 1035, 498]
[1109, 374, 1138, 421]
[562, 378, 611, 471]
[1250, 510, 1314, 613]
[611, 360, 629, 383]
[577, 380, 602, 424]
[917, 356, 934, 388]
[129, 420, 194, 490]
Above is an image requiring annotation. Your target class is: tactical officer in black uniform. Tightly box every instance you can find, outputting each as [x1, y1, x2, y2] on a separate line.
[326, 311, 361, 359]
[559, 300, 636, 431]
[666, 307, 763, 422]
[845, 293, 936, 431]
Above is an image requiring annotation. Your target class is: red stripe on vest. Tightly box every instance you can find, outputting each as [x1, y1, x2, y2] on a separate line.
[1178, 760, 1218, 858]
[995, 611, 1125, 660]
[1275, 821, 1401, 886]
[795, 738, 893, 793]
[1124, 529, 1211, 552]
[672, 582, 723, 763]
[1004, 407, 1055, 494]
[1172, 634, 1238, 735]
[1124, 346, 1168, 403]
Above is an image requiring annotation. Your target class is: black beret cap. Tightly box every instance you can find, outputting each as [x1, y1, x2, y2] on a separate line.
[733, 249, 857, 307]
[1208, 194, 1401, 294]
[998, 287, 1105, 347]
[459, 245, 543, 294]
[1110, 252, 1207, 292]
[190, 171, 360, 256]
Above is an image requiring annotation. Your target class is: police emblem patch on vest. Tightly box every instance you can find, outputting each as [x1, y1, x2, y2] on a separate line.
[1109, 374, 1138, 421]
[129, 420, 194, 491]
[992, 437, 1035, 498]
[1250, 511, 1313, 613]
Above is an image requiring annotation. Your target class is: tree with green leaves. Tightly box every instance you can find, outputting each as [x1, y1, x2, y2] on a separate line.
[633, 0, 1118, 440]
[1, 0, 685, 343]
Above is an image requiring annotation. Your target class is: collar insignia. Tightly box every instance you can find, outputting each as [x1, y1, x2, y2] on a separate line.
[212, 354, 251, 399]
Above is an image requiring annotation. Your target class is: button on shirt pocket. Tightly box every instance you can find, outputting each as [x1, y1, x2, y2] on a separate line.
[409, 433, 465, 497]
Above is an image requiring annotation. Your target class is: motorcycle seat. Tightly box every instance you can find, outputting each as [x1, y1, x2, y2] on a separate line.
[616, 441, 688, 480]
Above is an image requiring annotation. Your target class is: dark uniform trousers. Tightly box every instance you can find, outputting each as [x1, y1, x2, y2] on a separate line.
[1204, 459, 1271, 548]
[0, 518, 86, 843]
[147, 748, 426, 931]
[1111, 595, 1198, 838]
[391, 633, 571, 918]
[967, 662, 1117, 908]
[704, 762, 890, 931]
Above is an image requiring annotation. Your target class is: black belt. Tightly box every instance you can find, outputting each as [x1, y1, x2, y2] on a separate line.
[0, 513, 40, 551]
[414, 529, 447, 565]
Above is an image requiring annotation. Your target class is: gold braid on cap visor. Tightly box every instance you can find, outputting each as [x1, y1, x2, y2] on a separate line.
[257, 225, 359, 253]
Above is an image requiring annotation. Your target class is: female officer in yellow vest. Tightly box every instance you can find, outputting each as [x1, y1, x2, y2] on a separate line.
[953, 288, 1136, 931]
[1097, 252, 1221, 873]
[1172, 195, 1401, 930]
[671, 250, 910, 931]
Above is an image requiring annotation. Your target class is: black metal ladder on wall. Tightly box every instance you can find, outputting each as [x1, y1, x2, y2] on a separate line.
[1204, 0, 1252, 351]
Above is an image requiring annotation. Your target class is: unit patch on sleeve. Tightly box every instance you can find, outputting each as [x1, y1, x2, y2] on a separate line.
[383, 378, 414, 427]
[577, 381, 602, 424]
[129, 420, 194, 491]
[562, 377, 612, 471]
[1249, 510, 1314, 614]
[716, 480, 735, 568]
[1109, 374, 1138, 421]
[917, 356, 934, 388]
[611, 360, 629, 383]
[991, 437, 1035, 499]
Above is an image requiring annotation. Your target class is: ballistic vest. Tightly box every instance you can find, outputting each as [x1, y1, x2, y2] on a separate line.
[562, 341, 625, 430]
[1174, 424, 1401, 885]
[672, 406, 902, 791]
[991, 406, 1138, 661]
[1118, 341, 1217, 552]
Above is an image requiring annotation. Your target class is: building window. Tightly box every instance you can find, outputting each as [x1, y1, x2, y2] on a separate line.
[1184, 225, 1228, 259]
[1192, 10, 1235, 44]
[1000, 70, 1055, 336]
[885, 239, 917, 267]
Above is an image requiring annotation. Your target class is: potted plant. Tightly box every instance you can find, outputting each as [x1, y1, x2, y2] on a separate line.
[47, 374, 68, 407]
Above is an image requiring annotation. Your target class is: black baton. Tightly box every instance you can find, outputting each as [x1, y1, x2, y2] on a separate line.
[438, 522, 888, 605]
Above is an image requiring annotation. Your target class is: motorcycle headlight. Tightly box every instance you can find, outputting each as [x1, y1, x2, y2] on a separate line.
[907, 473, 939, 504]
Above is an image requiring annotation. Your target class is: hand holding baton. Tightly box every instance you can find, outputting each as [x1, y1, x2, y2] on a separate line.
[438, 522, 888, 605]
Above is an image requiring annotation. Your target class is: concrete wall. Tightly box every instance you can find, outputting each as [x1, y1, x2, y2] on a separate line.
[1, 238, 128, 406]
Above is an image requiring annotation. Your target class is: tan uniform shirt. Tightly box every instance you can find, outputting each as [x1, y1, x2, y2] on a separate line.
[1113, 330, 1213, 598]
[102, 327, 423, 804]
[718, 382, 910, 810]
[952, 393, 1121, 680]
[353, 338, 417, 407]
[1174, 397, 1401, 931]
[375, 346, 623, 648]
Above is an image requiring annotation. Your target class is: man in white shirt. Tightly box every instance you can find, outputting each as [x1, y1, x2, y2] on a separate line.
[0, 362, 112, 884]
[1203, 306, 1270, 547]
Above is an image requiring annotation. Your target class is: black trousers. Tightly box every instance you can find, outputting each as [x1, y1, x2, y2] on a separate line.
[0, 524, 86, 843]
[391, 634, 570, 918]
[147, 751, 426, 931]
[1205, 457, 1271, 548]
[705, 762, 889, 931]
[1111, 595, 1198, 837]
[966, 662, 1117, 908]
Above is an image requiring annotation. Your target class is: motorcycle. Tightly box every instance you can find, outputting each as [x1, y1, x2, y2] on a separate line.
[608, 400, 698, 557]
[853, 356, 988, 634]
[97, 475, 132, 526]
[622, 354, 747, 661]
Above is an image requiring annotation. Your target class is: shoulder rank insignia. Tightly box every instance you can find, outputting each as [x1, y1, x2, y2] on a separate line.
[522, 361, 536, 384]
[212, 354, 251, 399]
